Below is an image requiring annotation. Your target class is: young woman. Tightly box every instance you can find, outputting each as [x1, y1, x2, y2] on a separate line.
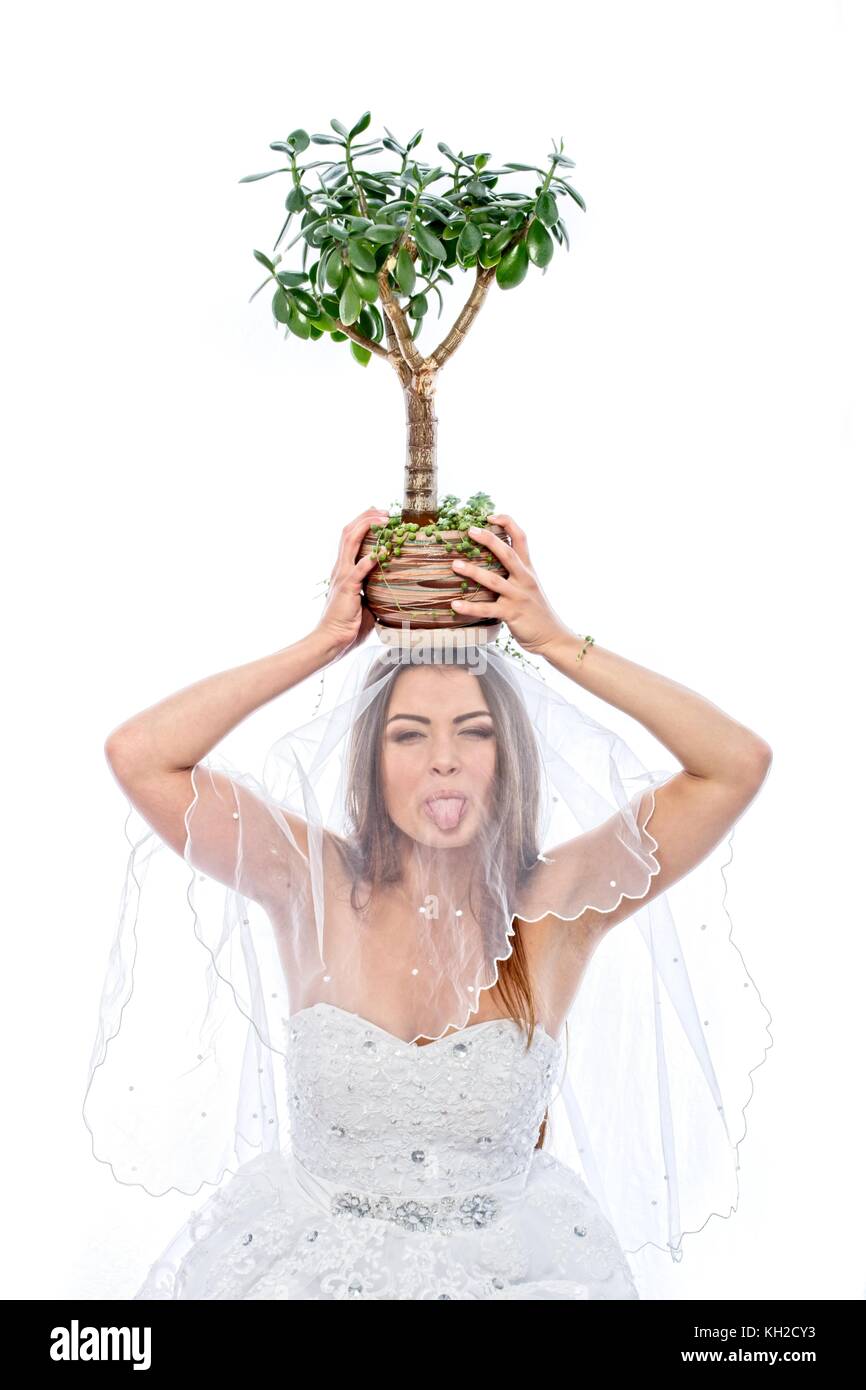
[88, 507, 772, 1300]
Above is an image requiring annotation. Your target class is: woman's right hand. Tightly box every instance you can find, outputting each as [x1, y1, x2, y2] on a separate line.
[313, 506, 391, 659]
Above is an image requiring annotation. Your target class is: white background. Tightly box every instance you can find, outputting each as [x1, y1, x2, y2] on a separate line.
[2, 0, 863, 1300]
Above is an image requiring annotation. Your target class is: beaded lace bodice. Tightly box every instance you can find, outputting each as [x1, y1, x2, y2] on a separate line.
[285, 1003, 564, 1197]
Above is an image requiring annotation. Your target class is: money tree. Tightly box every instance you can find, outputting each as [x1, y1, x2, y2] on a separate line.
[241, 112, 585, 531]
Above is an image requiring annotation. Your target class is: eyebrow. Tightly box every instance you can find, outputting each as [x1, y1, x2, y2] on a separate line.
[386, 710, 493, 726]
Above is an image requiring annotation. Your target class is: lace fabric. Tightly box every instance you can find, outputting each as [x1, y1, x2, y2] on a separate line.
[134, 1005, 638, 1300]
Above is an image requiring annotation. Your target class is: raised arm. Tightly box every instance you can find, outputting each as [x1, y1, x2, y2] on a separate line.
[450, 515, 772, 937]
[104, 507, 390, 905]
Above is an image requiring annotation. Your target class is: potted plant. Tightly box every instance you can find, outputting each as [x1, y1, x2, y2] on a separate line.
[241, 112, 585, 630]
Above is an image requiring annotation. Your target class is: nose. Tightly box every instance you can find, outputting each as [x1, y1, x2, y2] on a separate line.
[430, 736, 461, 776]
[431, 756, 459, 775]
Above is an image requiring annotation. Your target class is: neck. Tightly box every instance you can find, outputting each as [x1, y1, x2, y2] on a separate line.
[394, 832, 476, 905]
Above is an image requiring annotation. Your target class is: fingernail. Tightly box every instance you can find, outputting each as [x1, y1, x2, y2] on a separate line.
[468, 525, 480, 535]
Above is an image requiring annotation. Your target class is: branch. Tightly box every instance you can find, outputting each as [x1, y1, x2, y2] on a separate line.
[382, 314, 413, 386]
[428, 263, 497, 370]
[377, 260, 427, 373]
[335, 319, 390, 360]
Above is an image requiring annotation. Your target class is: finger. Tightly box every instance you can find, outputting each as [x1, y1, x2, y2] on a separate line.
[341, 511, 389, 565]
[465, 524, 525, 575]
[486, 514, 530, 566]
[450, 558, 510, 595]
[346, 507, 389, 534]
[450, 598, 500, 617]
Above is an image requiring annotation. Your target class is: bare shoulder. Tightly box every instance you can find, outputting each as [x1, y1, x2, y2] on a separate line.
[569, 763, 771, 938]
[276, 808, 353, 868]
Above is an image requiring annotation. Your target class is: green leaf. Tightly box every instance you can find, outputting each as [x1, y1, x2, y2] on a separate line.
[350, 267, 379, 303]
[276, 270, 308, 287]
[495, 240, 529, 289]
[409, 292, 428, 317]
[487, 228, 515, 256]
[347, 239, 377, 273]
[527, 219, 554, 268]
[413, 223, 447, 260]
[254, 248, 277, 273]
[272, 289, 292, 325]
[457, 222, 483, 259]
[395, 246, 416, 295]
[348, 111, 372, 140]
[330, 118, 349, 138]
[478, 239, 502, 268]
[535, 191, 559, 228]
[285, 185, 306, 213]
[367, 302, 384, 341]
[329, 330, 349, 342]
[554, 180, 586, 212]
[287, 128, 310, 152]
[324, 248, 345, 290]
[430, 282, 445, 318]
[238, 168, 291, 183]
[350, 341, 372, 366]
[339, 278, 362, 325]
[293, 288, 319, 317]
[365, 223, 403, 244]
[288, 303, 311, 339]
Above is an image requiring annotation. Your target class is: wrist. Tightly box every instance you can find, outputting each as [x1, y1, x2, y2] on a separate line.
[535, 625, 596, 675]
[302, 626, 346, 668]
[532, 622, 576, 660]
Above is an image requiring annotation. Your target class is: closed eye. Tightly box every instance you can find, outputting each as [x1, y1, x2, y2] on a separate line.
[392, 726, 494, 743]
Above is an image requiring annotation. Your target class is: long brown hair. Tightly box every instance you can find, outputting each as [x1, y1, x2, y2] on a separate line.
[333, 649, 555, 1146]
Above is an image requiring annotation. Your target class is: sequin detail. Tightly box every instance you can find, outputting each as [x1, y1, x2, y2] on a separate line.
[330, 1187, 501, 1231]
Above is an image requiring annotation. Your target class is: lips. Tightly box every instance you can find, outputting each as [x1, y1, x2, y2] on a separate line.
[422, 794, 468, 831]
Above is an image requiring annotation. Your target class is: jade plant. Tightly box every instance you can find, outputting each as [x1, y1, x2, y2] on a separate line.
[240, 113, 585, 526]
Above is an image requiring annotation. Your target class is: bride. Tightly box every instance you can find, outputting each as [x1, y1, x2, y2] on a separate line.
[95, 506, 772, 1300]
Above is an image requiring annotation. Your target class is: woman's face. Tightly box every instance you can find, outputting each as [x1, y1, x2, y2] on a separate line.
[380, 666, 497, 849]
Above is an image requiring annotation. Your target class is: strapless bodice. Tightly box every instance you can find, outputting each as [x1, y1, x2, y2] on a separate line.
[285, 1002, 564, 1199]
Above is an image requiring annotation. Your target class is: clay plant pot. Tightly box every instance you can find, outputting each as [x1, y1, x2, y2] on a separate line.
[360, 522, 511, 631]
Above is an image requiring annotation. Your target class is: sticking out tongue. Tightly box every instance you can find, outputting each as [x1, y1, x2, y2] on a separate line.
[424, 796, 466, 830]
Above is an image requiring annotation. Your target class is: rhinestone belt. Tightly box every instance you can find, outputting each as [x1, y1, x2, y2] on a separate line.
[330, 1187, 501, 1232]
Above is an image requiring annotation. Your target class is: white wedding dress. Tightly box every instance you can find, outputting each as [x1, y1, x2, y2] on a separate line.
[134, 1001, 639, 1301]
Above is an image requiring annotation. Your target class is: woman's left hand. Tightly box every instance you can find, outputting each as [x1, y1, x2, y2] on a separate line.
[449, 514, 569, 655]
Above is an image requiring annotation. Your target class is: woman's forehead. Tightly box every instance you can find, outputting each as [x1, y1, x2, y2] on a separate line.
[386, 664, 488, 714]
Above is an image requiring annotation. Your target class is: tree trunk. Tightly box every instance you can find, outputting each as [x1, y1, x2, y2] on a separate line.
[402, 370, 439, 524]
